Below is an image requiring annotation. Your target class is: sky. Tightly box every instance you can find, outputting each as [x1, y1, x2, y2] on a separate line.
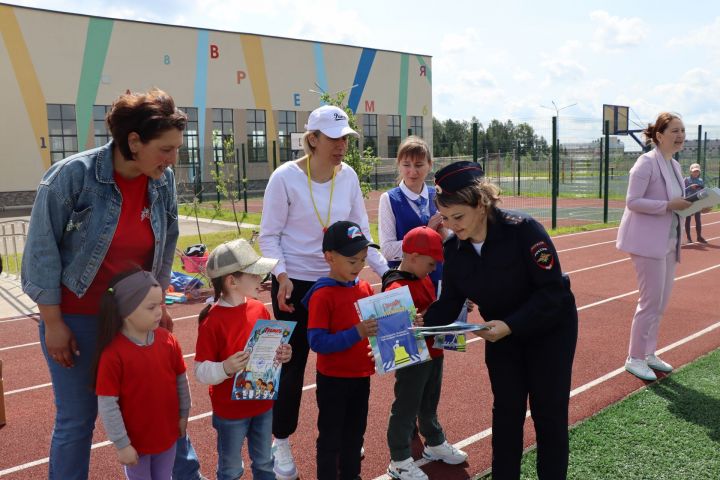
[8, 0, 720, 143]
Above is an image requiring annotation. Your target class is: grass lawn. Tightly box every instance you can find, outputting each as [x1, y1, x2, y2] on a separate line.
[476, 347, 720, 479]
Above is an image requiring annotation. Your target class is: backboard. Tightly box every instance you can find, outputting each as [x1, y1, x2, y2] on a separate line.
[602, 104, 629, 135]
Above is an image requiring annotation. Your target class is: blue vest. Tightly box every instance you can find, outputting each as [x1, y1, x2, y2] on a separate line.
[387, 185, 443, 289]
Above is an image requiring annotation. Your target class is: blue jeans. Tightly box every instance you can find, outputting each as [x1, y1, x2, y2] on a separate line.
[40, 315, 202, 480]
[212, 409, 274, 480]
[40, 315, 98, 480]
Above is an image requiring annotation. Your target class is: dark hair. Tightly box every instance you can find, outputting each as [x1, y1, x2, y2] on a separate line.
[197, 272, 244, 325]
[90, 266, 143, 389]
[643, 112, 682, 147]
[107, 88, 188, 161]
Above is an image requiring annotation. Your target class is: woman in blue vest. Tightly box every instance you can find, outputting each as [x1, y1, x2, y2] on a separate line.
[378, 136, 449, 289]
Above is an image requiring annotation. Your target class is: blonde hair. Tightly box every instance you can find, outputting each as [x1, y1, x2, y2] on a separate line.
[396, 135, 431, 183]
[302, 130, 318, 156]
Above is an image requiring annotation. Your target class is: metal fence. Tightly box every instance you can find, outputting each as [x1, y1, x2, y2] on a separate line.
[0, 220, 28, 277]
[168, 118, 720, 230]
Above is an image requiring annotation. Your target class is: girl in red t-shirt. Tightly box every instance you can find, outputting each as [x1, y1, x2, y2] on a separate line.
[194, 239, 292, 480]
[93, 269, 190, 480]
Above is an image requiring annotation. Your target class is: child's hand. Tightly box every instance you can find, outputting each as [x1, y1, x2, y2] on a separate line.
[117, 444, 139, 466]
[413, 312, 424, 327]
[275, 344, 292, 363]
[366, 342, 374, 358]
[223, 351, 250, 376]
[356, 319, 378, 338]
[178, 417, 188, 438]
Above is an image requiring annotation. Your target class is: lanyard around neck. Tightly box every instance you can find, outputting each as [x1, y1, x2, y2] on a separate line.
[307, 154, 336, 232]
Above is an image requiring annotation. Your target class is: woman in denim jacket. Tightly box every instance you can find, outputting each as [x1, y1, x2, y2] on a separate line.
[21, 89, 203, 480]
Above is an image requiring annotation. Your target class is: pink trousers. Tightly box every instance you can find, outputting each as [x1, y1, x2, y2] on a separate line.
[628, 237, 678, 359]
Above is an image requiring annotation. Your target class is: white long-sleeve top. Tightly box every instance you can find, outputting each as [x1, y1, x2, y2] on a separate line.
[378, 181, 429, 263]
[258, 160, 388, 281]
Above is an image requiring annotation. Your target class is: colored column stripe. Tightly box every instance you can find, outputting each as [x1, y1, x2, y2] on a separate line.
[194, 30, 209, 176]
[313, 42, 328, 105]
[347, 48, 376, 114]
[76, 18, 114, 150]
[415, 55, 432, 85]
[241, 34, 277, 170]
[0, 5, 50, 168]
[398, 53, 409, 139]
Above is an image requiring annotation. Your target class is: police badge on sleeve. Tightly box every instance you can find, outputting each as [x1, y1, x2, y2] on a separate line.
[530, 241, 555, 270]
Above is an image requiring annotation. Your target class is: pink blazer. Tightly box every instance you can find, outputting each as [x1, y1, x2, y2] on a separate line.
[616, 148, 684, 259]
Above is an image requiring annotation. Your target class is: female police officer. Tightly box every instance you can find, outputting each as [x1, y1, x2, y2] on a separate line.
[423, 161, 578, 480]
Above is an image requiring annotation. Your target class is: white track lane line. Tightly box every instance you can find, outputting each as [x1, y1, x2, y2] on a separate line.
[4, 309, 720, 477]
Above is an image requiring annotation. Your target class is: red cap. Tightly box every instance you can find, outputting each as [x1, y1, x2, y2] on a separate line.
[402, 226, 444, 262]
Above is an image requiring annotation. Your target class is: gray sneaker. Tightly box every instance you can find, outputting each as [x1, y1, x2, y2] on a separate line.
[388, 458, 428, 480]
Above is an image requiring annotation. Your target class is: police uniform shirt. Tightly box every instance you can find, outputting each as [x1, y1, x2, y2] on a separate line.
[424, 208, 575, 338]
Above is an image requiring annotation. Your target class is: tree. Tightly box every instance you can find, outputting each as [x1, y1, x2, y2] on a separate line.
[319, 91, 378, 198]
[210, 130, 242, 234]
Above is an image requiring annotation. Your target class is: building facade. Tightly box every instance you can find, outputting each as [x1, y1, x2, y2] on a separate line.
[0, 4, 432, 206]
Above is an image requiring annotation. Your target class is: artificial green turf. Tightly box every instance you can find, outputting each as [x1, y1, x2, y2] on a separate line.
[514, 348, 720, 479]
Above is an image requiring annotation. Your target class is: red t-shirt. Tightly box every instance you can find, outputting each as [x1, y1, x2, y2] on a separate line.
[308, 280, 376, 378]
[386, 276, 443, 358]
[62, 173, 154, 314]
[96, 328, 186, 454]
[194, 300, 274, 419]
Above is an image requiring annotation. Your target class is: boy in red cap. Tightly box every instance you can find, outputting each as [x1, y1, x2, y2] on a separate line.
[382, 226, 468, 480]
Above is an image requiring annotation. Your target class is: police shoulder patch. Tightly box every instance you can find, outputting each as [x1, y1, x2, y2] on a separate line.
[530, 241, 554, 270]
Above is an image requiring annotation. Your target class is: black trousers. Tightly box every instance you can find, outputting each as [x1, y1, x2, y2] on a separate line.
[271, 275, 315, 439]
[684, 212, 702, 239]
[485, 312, 578, 480]
[316, 372, 370, 480]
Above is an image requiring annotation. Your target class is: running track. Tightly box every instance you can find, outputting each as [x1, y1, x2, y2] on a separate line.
[1, 213, 720, 479]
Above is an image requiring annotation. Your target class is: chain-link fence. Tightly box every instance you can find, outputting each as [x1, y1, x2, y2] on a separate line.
[173, 118, 720, 230]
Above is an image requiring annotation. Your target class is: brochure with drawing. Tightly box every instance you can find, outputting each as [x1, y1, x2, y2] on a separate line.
[230, 320, 295, 401]
[355, 286, 430, 374]
[410, 322, 487, 336]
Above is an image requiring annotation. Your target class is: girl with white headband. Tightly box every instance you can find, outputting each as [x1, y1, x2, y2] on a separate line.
[92, 268, 191, 479]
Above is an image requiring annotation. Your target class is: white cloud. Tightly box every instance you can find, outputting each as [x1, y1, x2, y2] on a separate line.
[590, 10, 648, 52]
[669, 17, 720, 63]
[542, 59, 587, 84]
[439, 28, 481, 54]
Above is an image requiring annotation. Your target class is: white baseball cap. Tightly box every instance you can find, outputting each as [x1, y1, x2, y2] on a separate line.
[690, 163, 701, 172]
[305, 105, 359, 139]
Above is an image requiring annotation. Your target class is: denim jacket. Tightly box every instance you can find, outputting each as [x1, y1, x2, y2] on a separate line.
[21, 142, 179, 305]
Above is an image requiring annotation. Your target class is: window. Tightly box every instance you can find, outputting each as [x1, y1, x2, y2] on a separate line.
[362, 114, 377, 156]
[47, 104, 78, 163]
[247, 109, 267, 163]
[179, 107, 200, 173]
[212, 108, 234, 163]
[387, 115, 401, 159]
[93, 105, 112, 147]
[278, 110, 298, 162]
[409, 115, 424, 138]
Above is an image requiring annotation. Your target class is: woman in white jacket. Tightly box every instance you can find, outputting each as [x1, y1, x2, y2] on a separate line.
[258, 105, 388, 480]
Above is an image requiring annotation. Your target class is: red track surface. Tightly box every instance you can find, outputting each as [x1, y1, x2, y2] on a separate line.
[2, 213, 720, 479]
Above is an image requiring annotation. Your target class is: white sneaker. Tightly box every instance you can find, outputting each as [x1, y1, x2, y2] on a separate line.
[361, 445, 365, 458]
[422, 441, 468, 465]
[646, 354, 673, 373]
[388, 458, 428, 480]
[625, 357, 657, 381]
[272, 438, 298, 480]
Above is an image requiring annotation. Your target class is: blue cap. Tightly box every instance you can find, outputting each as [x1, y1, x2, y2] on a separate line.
[434, 161, 484, 195]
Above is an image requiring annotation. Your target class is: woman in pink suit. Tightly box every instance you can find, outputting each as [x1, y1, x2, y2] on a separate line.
[616, 112, 691, 381]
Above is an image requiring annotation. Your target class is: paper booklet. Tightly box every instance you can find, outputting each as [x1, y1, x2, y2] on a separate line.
[355, 286, 430, 374]
[230, 320, 296, 401]
[678, 187, 720, 217]
[433, 303, 469, 352]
